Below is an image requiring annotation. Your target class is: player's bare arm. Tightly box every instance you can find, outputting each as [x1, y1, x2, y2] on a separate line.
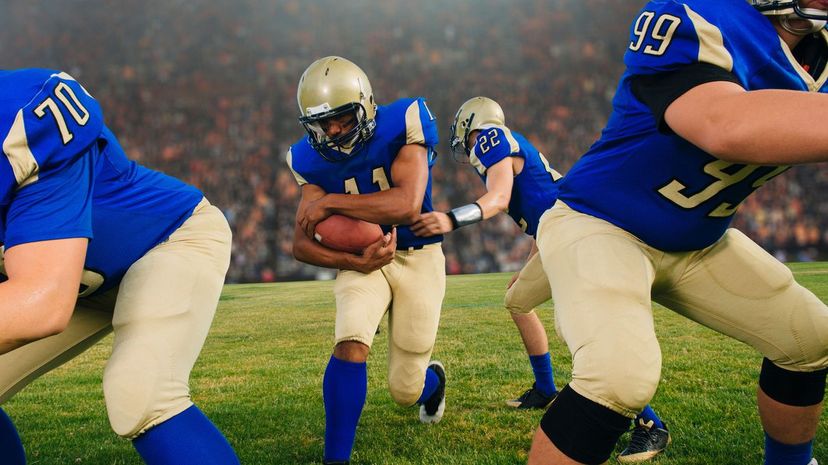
[411, 156, 514, 237]
[299, 143, 429, 238]
[665, 80, 828, 165]
[0, 238, 87, 354]
[293, 183, 396, 273]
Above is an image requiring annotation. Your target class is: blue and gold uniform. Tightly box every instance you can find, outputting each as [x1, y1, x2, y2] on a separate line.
[288, 97, 442, 249]
[533, 2, 828, 463]
[0, 69, 238, 464]
[289, 56, 447, 465]
[558, 0, 821, 250]
[0, 69, 203, 295]
[467, 124, 560, 237]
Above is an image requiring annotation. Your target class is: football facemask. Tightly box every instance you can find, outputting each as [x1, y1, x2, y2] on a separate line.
[297, 56, 377, 161]
[299, 103, 376, 162]
[750, 0, 828, 34]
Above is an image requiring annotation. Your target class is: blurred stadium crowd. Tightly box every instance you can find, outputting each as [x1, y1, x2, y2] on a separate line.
[2, 0, 827, 282]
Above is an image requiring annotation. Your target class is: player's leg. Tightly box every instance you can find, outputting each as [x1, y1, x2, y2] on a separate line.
[324, 268, 391, 464]
[384, 245, 446, 423]
[103, 200, 239, 465]
[530, 203, 661, 465]
[0, 406, 25, 465]
[656, 229, 828, 465]
[0, 292, 115, 465]
[504, 251, 556, 408]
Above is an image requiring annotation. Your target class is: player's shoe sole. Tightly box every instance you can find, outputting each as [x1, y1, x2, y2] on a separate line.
[505, 383, 556, 409]
[419, 361, 446, 424]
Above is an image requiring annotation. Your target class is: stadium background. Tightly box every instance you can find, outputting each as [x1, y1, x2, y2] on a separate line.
[2, 0, 826, 283]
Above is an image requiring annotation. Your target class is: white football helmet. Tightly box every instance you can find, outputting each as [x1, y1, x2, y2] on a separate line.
[749, 0, 827, 34]
[297, 56, 377, 161]
[449, 97, 506, 156]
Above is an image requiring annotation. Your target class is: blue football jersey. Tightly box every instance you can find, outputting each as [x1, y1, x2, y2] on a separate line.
[557, 0, 818, 251]
[288, 97, 442, 249]
[468, 125, 561, 237]
[0, 69, 204, 295]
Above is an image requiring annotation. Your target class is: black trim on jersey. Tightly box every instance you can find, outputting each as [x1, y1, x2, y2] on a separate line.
[630, 62, 741, 134]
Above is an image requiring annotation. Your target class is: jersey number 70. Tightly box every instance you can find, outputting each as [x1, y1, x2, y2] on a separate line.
[33, 82, 90, 145]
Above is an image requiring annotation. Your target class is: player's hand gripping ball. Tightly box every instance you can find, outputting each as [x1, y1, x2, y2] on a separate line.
[314, 214, 384, 254]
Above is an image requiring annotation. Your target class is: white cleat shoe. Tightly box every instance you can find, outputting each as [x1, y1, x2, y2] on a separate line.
[418, 361, 446, 424]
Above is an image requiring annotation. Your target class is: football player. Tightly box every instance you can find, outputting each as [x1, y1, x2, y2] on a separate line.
[0, 70, 238, 464]
[528, 1, 828, 464]
[411, 96, 670, 463]
[287, 56, 447, 465]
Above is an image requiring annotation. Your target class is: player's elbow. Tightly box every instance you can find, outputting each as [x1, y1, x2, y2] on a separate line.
[19, 292, 76, 343]
[399, 209, 421, 225]
[292, 235, 315, 265]
[491, 194, 510, 214]
[696, 123, 776, 164]
[390, 200, 421, 225]
[41, 292, 77, 336]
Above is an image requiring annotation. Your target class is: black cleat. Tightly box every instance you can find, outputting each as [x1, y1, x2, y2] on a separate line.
[505, 383, 556, 409]
[618, 419, 671, 463]
[323, 461, 350, 465]
[419, 361, 446, 424]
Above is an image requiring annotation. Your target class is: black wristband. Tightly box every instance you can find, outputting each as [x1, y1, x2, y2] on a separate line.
[446, 203, 483, 230]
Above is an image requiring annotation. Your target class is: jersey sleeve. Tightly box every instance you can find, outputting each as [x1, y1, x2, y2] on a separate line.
[469, 126, 519, 176]
[630, 62, 740, 132]
[624, 1, 733, 76]
[285, 147, 309, 186]
[16, 72, 104, 175]
[403, 98, 438, 148]
[1, 71, 102, 249]
[3, 150, 94, 249]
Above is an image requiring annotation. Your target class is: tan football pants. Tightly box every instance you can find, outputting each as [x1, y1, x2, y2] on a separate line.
[537, 201, 828, 417]
[0, 198, 232, 438]
[334, 243, 445, 406]
[504, 250, 552, 316]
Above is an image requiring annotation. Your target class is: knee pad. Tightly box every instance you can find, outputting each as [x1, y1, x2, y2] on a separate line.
[388, 381, 421, 407]
[570, 349, 660, 416]
[540, 385, 631, 464]
[104, 366, 191, 438]
[760, 358, 828, 407]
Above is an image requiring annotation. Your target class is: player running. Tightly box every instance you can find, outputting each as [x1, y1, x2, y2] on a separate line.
[287, 56, 447, 465]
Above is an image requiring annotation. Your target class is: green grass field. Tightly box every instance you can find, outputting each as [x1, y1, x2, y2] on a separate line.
[5, 263, 828, 464]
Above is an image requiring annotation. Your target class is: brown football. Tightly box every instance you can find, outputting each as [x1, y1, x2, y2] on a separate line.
[314, 214, 384, 254]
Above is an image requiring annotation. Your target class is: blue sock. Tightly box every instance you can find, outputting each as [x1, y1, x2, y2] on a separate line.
[529, 353, 556, 397]
[323, 355, 367, 462]
[635, 404, 665, 429]
[416, 366, 439, 404]
[764, 432, 813, 465]
[0, 407, 25, 465]
[132, 404, 239, 465]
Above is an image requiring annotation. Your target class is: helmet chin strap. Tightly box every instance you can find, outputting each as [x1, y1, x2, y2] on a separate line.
[781, 8, 827, 35]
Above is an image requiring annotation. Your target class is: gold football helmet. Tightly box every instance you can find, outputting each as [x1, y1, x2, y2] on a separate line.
[297, 56, 377, 161]
[450, 96, 506, 156]
[749, 0, 827, 34]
